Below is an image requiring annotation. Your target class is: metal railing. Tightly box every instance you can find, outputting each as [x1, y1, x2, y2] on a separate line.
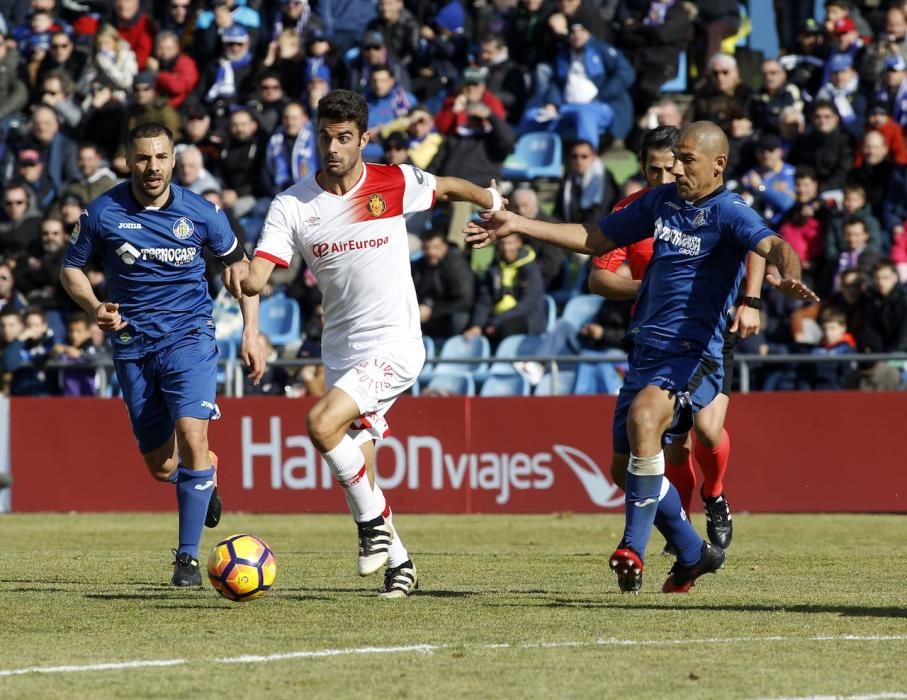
[40, 353, 907, 397]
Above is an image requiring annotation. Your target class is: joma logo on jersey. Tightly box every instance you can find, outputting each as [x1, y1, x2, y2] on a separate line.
[118, 222, 142, 229]
[312, 237, 390, 258]
[653, 217, 702, 256]
[367, 193, 387, 217]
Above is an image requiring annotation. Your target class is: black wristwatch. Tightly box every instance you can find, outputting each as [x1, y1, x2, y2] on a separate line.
[742, 296, 762, 310]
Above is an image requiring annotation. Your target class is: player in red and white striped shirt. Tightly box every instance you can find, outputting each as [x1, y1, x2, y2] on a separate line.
[224, 90, 504, 598]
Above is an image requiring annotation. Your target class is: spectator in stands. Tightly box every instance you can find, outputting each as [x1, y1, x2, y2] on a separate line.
[464, 234, 547, 347]
[263, 101, 317, 195]
[38, 69, 81, 133]
[65, 143, 117, 205]
[553, 139, 618, 225]
[509, 187, 565, 291]
[263, 29, 307, 100]
[178, 103, 223, 171]
[0, 307, 24, 392]
[218, 106, 268, 241]
[824, 183, 882, 263]
[435, 66, 506, 137]
[377, 104, 443, 170]
[824, 216, 884, 295]
[891, 222, 907, 282]
[158, 0, 199, 51]
[363, 64, 416, 160]
[788, 100, 853, 193]
[270, 0, 323, 43]
[805, 306, 858, 390]
[778, 18, 826, 104]
[19, 107, 79, 195]
[749, 59, 803, 136]
[117, 71, 182, 167]
[312, 0, 377, 54]
[777, 166, 830, 287]
[147, 30, 199, 109]
[860, 6, 907, 91]
[0, 183, 41, 259]
[249, 70, 289, 135]
[414, 0, 470, 89]
[823, 14, 868, 84]
[523, 21, 635, 145]
[739, 133, 796, 226]
[194, 0, 262, 66]
[175, 145, 221, 195]
[873, 55, 907, 131]
[476, 33, 529, 123]
[113, 0, 155, 70]
[15, 216, 70, 310]
[864, 104, 907, 167]
[51, 311, 109, 396]
[198, 24, 258, 109]
[822, 0, 872, 39]
[15, 148, 56, 210]
[792, 267, 866, 346]
[344, 29, 411, 95]
[365, 0, 421, 68]
[613, 0, 691, 114]
[2, 305, 54, 396]
[77, 24, 139, 107]
[34, 30, 85, 91]
[777, 105, 805, 156]
[815, 53, 867, 140]
[859, 258, 907, 352]
[690, 53, 753, 133]
[853, 129, 896, 222]
[505, 0, 557, 70]
[0, 262, 27, 313]
[56, 193, 86, 237]
[544, 0, 606, 45]
[411, 230, 475, 338]
[302, 61, 332, 117]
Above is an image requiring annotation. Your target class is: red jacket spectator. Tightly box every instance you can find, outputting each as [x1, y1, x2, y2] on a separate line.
[853, 117, 907, 167]
[115, 2, 155, 70]
[154, 53, 199, 108]
[434, 68, 507, 136]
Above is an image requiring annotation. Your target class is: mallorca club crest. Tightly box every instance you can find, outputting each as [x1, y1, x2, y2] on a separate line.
[367, 193, 386, 217]
[173, 217, 195, 240]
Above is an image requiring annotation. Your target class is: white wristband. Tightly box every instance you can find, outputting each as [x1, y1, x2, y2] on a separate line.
[483, 187, 503, 212]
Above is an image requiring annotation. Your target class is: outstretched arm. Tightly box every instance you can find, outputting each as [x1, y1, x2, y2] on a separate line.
[588, 268, 641, 300]
[434, 176, 500, 209]
[464, 210, 617, 257]
[60, 266, 127, 332]
[731, 252, 766, 338]
[754, 235, 819, 302]
[238, 293, 266, 385]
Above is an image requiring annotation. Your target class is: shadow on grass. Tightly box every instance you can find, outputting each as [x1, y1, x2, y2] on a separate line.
[542, 599, 907, 619]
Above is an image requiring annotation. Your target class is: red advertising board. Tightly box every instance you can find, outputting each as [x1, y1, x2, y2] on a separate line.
[8, 393, 906, 513]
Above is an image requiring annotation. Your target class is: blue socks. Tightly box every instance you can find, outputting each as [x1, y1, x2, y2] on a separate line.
[175, 464, 215, 559]
[654, 481, 705, 566]
[622, 470, 663, 559]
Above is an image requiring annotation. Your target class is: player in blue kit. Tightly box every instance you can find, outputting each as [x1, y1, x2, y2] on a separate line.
[466, 122, 818, 593]
[61, 122, 266, 587]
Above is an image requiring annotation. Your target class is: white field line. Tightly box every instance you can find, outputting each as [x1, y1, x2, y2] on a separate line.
[1, 635, 906, 679]
[752, 695, 907, 700]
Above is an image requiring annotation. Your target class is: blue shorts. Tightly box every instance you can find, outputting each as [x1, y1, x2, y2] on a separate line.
[115, 328, 219, 454]
[611, 344, 723, 455]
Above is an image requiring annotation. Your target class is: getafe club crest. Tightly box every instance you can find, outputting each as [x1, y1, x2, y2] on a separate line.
[691, 209, 708, 229]
[367, 193, 386, 217]
[173, 217, 195, 240]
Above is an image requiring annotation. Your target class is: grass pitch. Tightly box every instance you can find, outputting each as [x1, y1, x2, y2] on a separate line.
[1, 512, 905, 699]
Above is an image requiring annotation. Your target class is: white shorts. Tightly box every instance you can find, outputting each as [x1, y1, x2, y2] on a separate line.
[325, 341, 425, 446]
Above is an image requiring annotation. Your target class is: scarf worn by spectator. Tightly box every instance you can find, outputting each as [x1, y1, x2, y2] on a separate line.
[206, 51, 254, 102]
[266, 123, 317, 190]
[644, 0, 676, 27]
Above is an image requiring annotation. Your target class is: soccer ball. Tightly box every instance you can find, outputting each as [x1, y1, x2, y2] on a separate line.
[207, 534, 277, 602]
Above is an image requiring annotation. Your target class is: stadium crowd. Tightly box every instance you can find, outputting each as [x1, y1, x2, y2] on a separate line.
[0, 0, 906, 397]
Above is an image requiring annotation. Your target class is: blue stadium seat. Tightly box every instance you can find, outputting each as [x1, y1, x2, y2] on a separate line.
[561, 294, 603, 328]
[544, 294, 557, 332]
[418, 335, 436, 385]
[661, 51, 687, 93]
[424, 370, 476, 396]
[534, 369, 577, 396]
[479, 373, 531, 397]
[434, 335, 491, 376]
[216, 338, 237, 391]
[259, 292, 301, 347]
[550, 258, 591, 307]
[487, 333, 546, 376]
[502, 132, 564, 182]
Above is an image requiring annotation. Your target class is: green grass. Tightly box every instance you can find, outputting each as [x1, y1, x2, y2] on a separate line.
[1, 513, 906, 699]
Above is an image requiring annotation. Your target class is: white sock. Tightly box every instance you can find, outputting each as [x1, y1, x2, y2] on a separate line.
[373, 484, 410, 567]
[323, 436, 379, 523]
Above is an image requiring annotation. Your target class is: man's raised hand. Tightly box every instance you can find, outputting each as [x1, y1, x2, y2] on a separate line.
[464, 210, 517, 249]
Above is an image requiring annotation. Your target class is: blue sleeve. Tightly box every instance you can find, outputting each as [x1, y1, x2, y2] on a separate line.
[63, 208, 99, 269]
[598, 188, 659, 247]
[204, 202, 240, 257]
[723, 197, 774, 250]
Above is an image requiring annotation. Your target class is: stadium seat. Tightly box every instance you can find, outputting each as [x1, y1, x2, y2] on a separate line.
[419, 335, 436, 385]
[661, 51, 688, 93]
[434, 335, 491, 376]
[487, 333, 546, 376]
[423, 370, 476, 396]
[479, 373, 531, 396]
[259, 292, 301, 348]
[216, 338, 237, 391]
[561, 294, 603, 328]
[534, 368, 577, 396]
[502, 132, 564, 182]
[544, 294, 557, 332]
[550, 258, 591, 307]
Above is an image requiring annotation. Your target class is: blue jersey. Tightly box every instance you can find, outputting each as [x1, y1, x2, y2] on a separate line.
[599, 184, 772, 359]
[63, 182, 240, 359]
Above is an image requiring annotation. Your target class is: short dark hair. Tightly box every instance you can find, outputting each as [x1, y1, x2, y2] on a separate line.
[23, 305, 46, 322]
[0, 306, 21, 320]
[794, 166, 818, 182]
[871, 258, 897, 275]
[127, 122, 174, 149]
[811, 99, 839, 117]
[843, 215, 867, 231]
[317, 89, 368, 135]
[819, 306, 847, 326]
[639, 126, 679, 166]
[420, 229, 447, 244]
[68, 311, 91, 328]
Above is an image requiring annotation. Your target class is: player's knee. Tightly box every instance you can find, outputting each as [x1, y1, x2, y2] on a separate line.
[693, 418, 723, 447]
[627, 400, 670, 439]
[306, 404, 341, 448]
[610, 455, 628, 490]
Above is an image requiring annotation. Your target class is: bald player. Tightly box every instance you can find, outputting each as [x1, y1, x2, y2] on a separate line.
[466, 121, 818, 593]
